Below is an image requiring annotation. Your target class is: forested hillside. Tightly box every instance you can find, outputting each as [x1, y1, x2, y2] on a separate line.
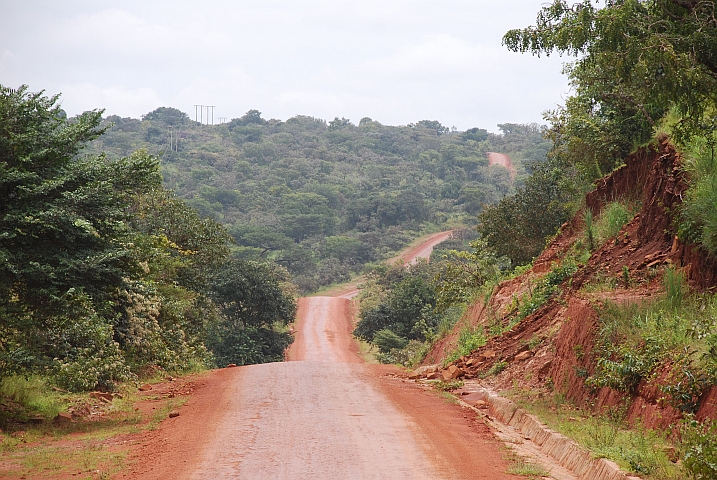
[90, 111, 549, 292]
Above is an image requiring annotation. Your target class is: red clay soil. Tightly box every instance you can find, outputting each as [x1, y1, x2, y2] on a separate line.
[487, 152, 516, 180]
[425, 137, 717, 431]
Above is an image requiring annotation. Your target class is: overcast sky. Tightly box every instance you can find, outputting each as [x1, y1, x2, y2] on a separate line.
[0, 1, 572, 132]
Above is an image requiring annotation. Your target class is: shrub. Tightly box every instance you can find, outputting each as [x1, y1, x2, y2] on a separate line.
[373, 329, 408, 354]
[682, 418, 717, 479]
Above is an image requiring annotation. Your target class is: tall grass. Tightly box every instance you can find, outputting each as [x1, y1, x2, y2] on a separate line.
[664, 266, 685, 308]
[0, 376, 62, 424]
[679, 135, 717, 255]
[594, 201, 635, 245]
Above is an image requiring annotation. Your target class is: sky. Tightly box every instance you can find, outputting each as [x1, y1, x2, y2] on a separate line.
[0, 1, 572, 132]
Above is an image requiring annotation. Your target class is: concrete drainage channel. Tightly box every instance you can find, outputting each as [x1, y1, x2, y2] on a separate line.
[454, 383, 642, 480]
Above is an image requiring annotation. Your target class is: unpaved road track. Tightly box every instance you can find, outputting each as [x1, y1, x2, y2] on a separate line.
[126, 233, 517, 480]
[487, 152, 516, 180]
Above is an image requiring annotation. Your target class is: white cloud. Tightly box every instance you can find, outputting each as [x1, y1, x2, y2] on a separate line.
[58, 83, 165, 118]
[0, 1, 571, 130]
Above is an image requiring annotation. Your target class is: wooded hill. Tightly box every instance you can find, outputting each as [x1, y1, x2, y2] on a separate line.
[89, 111, 549, 292]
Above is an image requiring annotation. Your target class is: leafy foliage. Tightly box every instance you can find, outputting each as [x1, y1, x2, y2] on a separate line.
[504, 0, 717, 145]
[92, 110, 550, 292]
[477, 157, 581, 266]
[0, 86, 297, 391]
[208, 259, 296, 366]
[682, 418, 717, 479]
[354, 261, 438, 344]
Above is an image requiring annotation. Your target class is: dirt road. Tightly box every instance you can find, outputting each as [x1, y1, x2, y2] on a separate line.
[330, 230, 454, 299]
[487, 152, 516, 179]
[127, 233, 517, 480]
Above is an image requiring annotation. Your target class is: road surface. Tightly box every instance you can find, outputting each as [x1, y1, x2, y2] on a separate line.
[487, 152, 516, 179]
[128, 232, 516, 480]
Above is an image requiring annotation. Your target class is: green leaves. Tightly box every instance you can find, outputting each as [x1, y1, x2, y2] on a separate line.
[505, 0, 717, 144]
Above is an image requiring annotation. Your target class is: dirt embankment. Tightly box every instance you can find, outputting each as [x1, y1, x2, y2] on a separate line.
[427, 137, 717, 428]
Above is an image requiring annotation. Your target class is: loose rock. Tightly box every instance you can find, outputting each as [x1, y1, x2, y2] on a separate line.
[54, 412, 73, 424]
[168, 410, 180, 418]
[89, 391, 114, 402]
[479, 350, 496, 360]
[138, 384, 153, 392]
[442, 365, 464, 380]
[514, 351, 532, 362]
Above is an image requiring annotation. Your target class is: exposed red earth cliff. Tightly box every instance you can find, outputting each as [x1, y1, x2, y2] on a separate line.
[425, 137, 717, 429]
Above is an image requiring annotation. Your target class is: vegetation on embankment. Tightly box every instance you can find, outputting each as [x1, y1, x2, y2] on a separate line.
[376, 2, 717, 478]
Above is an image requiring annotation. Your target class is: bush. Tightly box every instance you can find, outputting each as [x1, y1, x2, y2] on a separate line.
[373, 329, 408, 354]
[682, 418, 717, 479]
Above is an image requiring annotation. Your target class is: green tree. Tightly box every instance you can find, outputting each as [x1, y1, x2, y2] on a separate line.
[504, 0, 717, 145]
[0, 86, 161, 322]
[208, 259, 297, 365]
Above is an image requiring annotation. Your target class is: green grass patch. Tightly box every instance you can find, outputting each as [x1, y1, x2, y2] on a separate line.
[588, 282, 717, 413]
[594, 200, 638, 246]
[507, 458, 551, 478]
[512, 393, 683, 479]
[432, 380, 464, 391]
[0, 376, 62, 425]
[443, 323, 487, 366]
[678, 134, 717, 255]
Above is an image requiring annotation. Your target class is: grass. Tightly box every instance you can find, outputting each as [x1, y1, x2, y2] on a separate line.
[587, 276, 717, 405]
[443, 322, 487, 366]
[0, 376, 63, 426]
[0, 372, 199, 479]
[507, 458, 551, 479]
[511, 392, 683, 479]
[432, 379, 464, 391]
[594, 200, 638, 246]
[678, 134, 717, 256]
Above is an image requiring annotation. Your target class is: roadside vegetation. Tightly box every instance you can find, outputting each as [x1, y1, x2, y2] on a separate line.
[358, 2, 717, 478]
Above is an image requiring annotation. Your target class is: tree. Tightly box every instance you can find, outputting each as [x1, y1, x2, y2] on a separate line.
[0, 86, 162, 321]
[477, 158, 578, 265]
[504, 0, 717, 144]
[208, 259, 296, 365]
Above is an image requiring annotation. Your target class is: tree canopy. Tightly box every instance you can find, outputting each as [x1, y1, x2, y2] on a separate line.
[0, 86, 297, 390]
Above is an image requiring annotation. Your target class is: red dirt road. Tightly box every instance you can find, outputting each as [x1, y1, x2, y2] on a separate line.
[126, 233, 517, 480]
[487, 152, 516, 180]
[389, 230, 454, 266]
[332, 230, 454, 299]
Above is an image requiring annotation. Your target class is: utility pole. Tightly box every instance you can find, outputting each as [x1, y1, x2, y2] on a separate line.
[205, 105, 215, 125]
[193, 104, 217, 125]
